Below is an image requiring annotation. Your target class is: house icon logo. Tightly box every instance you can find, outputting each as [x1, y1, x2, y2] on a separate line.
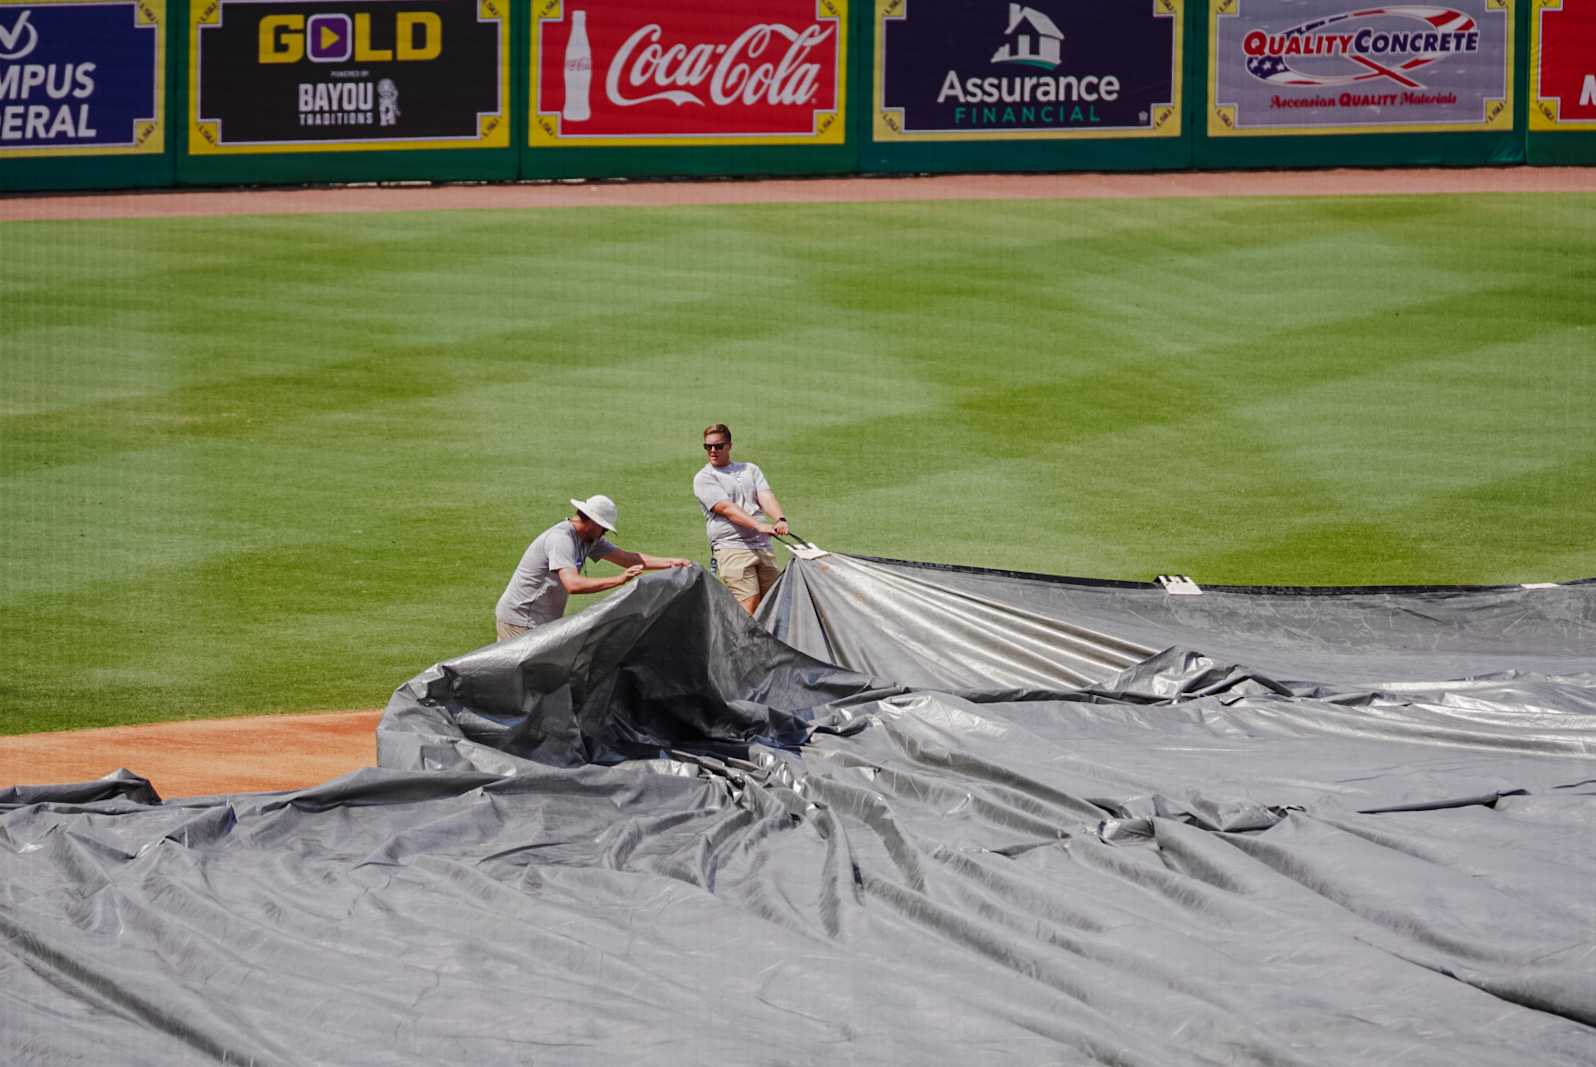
[991, 3, 1063, 70]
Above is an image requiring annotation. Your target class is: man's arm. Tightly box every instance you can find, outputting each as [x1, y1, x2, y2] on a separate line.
[711, 500, 779, 536]
[598, 548, 693, 570]
[557, 565, 643, 595]
[754, 489, 789, 537]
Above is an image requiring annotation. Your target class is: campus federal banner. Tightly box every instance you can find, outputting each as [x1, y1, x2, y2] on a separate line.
[530, 0, 847, 147]
[190, 0, 507, 153]
[1209, 0, 1514, 136]
[1529, 0, 1596, 129]
[0, 0, 164, 157]
[874, 0, 1181, 141]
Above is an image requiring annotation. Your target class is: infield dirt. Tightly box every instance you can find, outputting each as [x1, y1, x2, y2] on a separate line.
[0, 712, 380, 798]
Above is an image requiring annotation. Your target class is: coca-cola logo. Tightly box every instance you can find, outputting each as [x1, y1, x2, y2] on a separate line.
[605, 22, 833, 108]
[534, 1, 844, 142]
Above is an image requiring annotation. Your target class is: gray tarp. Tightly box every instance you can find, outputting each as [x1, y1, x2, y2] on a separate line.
[758, 552, 1596, 688]
[4, 560, 1595, 1064]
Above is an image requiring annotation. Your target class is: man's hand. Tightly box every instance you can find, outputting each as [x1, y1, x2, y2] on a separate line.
[772, 519, 790, 537]
[622, 564, 645, 582]
[664, 558, 693, 569]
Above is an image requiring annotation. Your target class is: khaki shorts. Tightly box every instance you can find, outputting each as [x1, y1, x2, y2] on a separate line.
[713, 546, 779, 600]
[495, 619, 530, 641]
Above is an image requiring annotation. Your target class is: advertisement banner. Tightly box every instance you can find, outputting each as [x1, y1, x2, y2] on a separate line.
[531, 0, 846, 147]
[875, 0, 1181, 141]
[0, 0, 163, 157]
[1530, 0, 1596, 128]
[190, 0, 507, 153]
[1209, 0, 1513, 136]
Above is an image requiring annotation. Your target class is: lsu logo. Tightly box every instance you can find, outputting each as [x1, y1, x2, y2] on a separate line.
[259, 11, 441, 63]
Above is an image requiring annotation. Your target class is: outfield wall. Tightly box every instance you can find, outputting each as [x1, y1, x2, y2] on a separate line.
[2, 0, 1592, 193]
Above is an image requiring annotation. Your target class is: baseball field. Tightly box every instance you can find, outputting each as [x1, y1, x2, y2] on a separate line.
[2, 171, 1593, 743]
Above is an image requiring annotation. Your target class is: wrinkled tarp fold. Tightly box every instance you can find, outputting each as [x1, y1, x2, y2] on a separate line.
[5, 559, 1595, 1065]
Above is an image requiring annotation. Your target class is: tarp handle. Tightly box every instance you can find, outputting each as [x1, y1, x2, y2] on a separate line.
[775, 532, 828, 559]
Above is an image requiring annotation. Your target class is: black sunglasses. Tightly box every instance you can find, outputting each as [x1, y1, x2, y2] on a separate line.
[703, 441, 730, 451]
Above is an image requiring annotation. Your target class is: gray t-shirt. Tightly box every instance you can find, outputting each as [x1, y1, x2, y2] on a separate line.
[495, 520, 616, 627]
[693, 461, 772, 551]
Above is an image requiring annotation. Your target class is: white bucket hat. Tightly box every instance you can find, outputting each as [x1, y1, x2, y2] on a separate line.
[570, 494, 619, 533]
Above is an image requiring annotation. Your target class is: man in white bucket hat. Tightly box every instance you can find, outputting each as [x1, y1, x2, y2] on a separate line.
[493, 494, 691, 640]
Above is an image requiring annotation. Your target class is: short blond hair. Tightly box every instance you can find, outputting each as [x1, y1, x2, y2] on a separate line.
[702, 423, 731, 442]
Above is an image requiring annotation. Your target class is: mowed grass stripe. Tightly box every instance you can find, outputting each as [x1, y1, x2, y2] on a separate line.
[1, 193, 1591, 732]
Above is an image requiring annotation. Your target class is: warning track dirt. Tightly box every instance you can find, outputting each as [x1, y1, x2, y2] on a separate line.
[3, 166, 1593, 223]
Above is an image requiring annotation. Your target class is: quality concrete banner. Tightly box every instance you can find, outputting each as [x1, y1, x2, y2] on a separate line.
[1530, 0, 1596, 129]
[874, 0, 1181, 141]
[530, 0, 847, 147]
[0, 0, 164, 157]
[189, 0, 508, 153]
[1208, 0, 1514, 136]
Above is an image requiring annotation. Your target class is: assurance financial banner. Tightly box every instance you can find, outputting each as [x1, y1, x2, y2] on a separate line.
[531, 0, 846, 146]
[1209, 0, 1513, 136]
[0, 0, 163, 157]
[875, 0, 1181, 141]
[191, 0, 507, 153]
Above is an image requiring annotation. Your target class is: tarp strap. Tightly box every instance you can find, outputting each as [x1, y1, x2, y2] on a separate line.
[775, 532, 829, 560]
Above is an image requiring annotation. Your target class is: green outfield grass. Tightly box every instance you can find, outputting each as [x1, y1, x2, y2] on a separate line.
[2, 192, 1593, 733]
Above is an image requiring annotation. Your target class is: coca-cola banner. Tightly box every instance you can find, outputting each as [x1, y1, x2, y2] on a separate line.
[1208, 0, 1513, 136]
[531, 0, 846, 145]
[875, 0, 1181, 141]
[191, 0, 507, 153]
[0, 0, 165, 158]
[1530, 0, 1596, 129]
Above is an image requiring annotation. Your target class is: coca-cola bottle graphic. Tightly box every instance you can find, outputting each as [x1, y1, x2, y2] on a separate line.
[563, 10, 592, 122]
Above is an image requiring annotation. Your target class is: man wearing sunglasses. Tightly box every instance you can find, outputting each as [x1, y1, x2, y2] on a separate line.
[693, 423, 791, 614]
[494, 493, 691, 640]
